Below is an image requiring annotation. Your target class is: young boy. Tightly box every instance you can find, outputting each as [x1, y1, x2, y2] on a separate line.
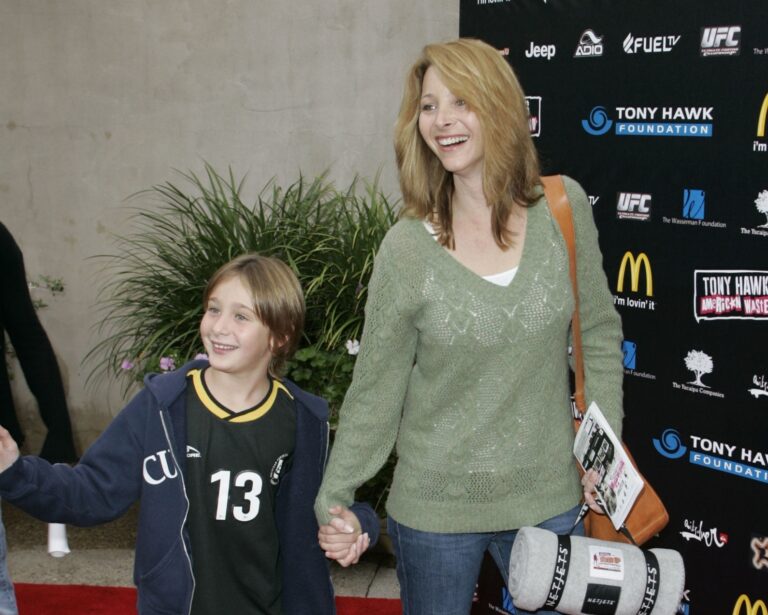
[0, 253, 378, 615]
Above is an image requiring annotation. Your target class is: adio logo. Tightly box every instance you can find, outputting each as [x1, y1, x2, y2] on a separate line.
[733, 595, 768, 615]
[617, 252, 653, 296]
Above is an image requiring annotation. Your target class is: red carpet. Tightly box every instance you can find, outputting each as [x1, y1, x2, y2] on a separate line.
[14, 583, 401, 614]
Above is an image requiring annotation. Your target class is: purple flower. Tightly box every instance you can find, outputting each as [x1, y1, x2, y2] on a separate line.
[120, 359, 134, 370]
[159, 356, 176, 372]
[194, 353, 209, 360]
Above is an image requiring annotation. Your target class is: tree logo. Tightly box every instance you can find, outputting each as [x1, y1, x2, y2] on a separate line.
[685, 350, 713, 388]
[755, 190, 768, 228]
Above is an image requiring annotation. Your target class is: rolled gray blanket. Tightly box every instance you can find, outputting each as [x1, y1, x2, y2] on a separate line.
[508, 526, 684, 615]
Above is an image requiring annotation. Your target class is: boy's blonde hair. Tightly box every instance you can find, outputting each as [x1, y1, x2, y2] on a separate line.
[394, 38, 541, 249]
[203, 253, 305, 376]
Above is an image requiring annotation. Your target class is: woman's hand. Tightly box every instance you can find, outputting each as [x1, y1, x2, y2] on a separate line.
[581, 469, 604, 514]
[318, 505, 371, 567]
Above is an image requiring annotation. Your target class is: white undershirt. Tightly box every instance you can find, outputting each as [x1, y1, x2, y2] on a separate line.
[423, 220, 518, 287]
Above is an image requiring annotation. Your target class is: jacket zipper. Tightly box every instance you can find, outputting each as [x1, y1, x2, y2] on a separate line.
[159, 409, 195, 615]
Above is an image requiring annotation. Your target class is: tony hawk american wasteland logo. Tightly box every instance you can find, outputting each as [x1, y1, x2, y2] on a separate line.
[694, 270, 768, 321]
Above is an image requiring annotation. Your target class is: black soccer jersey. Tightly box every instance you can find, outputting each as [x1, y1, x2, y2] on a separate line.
[185, 368, 296, 615]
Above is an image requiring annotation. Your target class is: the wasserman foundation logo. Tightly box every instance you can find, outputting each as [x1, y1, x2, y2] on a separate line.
[694, 270, 768, 321]
[622, 340, 656, 381]
[653, 428, 768, 485]
[583, 105, 714, 137]
[663, 189, 726, 229]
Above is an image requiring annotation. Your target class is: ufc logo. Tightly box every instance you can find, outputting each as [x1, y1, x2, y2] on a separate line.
[701, 26, 740, 49]
[617, 193, 651, 213]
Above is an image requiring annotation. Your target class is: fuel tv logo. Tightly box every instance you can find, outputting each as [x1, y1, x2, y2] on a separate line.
[700, 26, 741, 57]
[623, 33, 681, 54]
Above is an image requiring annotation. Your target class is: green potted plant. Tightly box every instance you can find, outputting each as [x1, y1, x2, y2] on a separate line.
[87, 164, 398, 516]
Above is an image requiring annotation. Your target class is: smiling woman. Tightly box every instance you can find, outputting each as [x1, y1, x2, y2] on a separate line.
[315, 38, 625, 615]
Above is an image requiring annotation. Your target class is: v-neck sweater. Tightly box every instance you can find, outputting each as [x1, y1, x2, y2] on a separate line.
[315, 176, 624, 533]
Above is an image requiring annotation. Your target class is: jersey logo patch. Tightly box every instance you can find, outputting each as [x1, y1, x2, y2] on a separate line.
[270, 454, 290, 485]
[186, 445, 202, 459]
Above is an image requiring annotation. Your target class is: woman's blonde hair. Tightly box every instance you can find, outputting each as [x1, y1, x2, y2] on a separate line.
[203, 253, 305, 376]
[394, 38, 541, 248]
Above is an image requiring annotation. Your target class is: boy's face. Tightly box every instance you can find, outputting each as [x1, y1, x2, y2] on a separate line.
[200, 275, 274, 380]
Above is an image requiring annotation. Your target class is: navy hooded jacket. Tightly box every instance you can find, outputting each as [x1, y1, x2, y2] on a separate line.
[0, 360, 379, 614]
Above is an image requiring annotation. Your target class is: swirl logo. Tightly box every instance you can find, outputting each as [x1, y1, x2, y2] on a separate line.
[581, 106, 613, 135]
[623, 33, 636, 53]
[653, 429, 688, 459]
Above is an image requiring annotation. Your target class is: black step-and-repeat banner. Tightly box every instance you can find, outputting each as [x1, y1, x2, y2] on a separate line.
[460, 1, 768, 614]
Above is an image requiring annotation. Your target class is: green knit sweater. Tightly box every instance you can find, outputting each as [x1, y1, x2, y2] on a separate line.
[315, 176, 624, 532]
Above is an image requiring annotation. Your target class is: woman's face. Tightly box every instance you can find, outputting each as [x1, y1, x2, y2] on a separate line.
[418, 66, 485, 181]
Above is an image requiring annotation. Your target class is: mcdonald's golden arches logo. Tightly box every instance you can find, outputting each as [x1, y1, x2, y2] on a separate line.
[733, 594, 768, 615]
[758, 93, 768, 138]
[617, 251, 653, 296]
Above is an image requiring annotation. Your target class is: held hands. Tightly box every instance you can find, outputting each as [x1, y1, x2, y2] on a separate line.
[318, 506, 370, 567]
[581, 469, 604, 514]
[0, 426, 20, 473]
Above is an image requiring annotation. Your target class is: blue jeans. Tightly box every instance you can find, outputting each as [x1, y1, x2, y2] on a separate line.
[388, 505, 583, 615]
[0, 504, 17, 615]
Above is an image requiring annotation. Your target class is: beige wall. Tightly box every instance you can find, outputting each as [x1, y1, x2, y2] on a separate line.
[0, 1, 459, 453]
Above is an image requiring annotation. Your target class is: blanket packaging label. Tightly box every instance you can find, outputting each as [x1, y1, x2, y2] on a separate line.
[588, 545, 625, 580]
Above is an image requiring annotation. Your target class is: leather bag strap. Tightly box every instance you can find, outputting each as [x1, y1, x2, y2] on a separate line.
[541, 175, 586, 412]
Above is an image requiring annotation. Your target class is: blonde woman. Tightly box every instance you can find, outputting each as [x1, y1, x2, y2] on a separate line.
[316, 39, 623, 614]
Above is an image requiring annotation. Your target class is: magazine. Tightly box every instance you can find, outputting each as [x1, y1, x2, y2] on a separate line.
[572, 402, 645, 530]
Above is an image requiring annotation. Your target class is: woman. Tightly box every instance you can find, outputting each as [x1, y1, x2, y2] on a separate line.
[315, 38, 623, 614]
